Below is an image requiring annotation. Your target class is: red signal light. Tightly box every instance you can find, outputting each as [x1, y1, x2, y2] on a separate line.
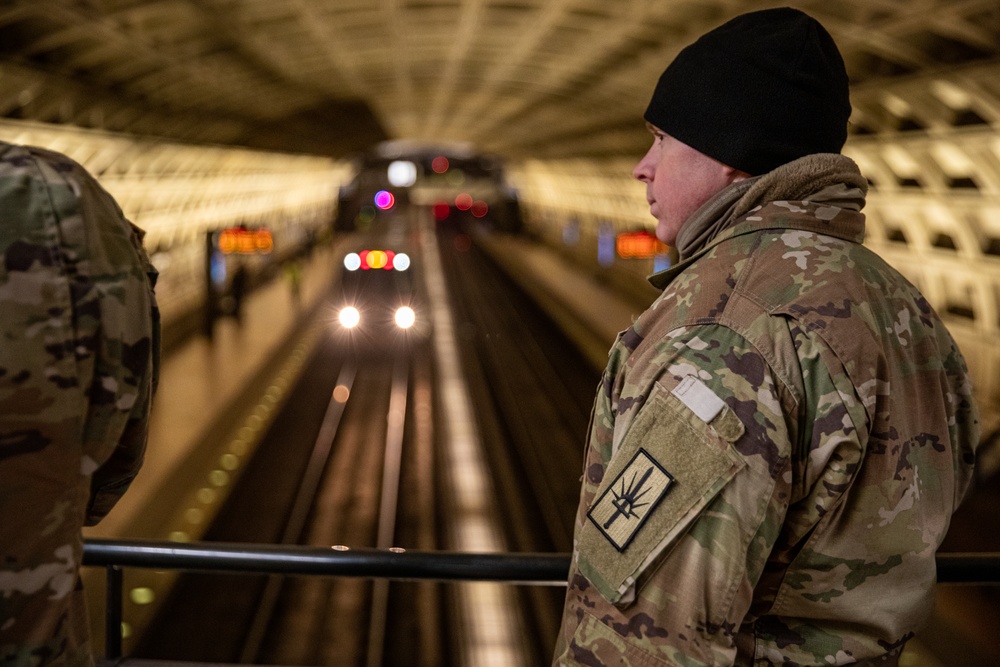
[431, 156, 449, 173]
[471, 200, 488, 218]
[358, 249, 396, 270]
[433, 202, 450, 220]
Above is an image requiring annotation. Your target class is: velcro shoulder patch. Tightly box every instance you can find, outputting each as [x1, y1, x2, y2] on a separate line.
[576, 380, 746, 605]
[587, 448, 674, 552]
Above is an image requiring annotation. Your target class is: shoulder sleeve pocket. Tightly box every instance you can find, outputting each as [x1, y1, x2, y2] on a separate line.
[576, 378, 746, 606]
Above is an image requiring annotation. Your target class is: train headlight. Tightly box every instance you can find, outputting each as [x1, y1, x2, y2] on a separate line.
[339, 307, 361, 329]
[343, 253, 362, 271]
[394, 306, 415, 329]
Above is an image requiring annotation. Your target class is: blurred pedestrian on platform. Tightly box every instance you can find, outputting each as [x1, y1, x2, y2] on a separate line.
[229, 262, 248, 320]
[0, 141, 159, 666]
[284, 259, 302, 306]
[555, 8, 980, 666]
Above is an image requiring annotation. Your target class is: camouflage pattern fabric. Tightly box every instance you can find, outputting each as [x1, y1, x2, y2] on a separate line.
[554, 155, 979, 666]
[0, 142, 158, 667]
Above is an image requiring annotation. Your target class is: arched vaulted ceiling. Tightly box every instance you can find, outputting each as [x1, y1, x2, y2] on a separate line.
[0, 0, 997, 158]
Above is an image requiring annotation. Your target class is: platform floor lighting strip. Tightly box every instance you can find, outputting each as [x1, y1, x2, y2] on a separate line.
[420, 217, 526, 667]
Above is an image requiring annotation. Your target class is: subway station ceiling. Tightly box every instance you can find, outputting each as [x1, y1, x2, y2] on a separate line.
[1, 0, 998, 159]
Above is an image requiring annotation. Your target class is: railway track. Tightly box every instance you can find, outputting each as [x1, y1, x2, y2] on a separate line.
[249, 355, 431, 666]
[132, 329, 439, 662]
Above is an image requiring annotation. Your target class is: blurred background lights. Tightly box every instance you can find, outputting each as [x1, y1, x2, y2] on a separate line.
[393, 252, 410, 271]
[431, 155, 449, 173]
[374, 190, 395, 210]
[471, 200, 489, 218]
[455, 193, 473, 210]
[130, 588, 155, 605]
[357, 205, 376, 226]
[597, 221, 616, 267]
[433, 201, 450, 220]
[387, 160, 417, 187]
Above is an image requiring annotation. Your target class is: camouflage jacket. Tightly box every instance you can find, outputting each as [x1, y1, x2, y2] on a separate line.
[554, 156, 979, 666]
[0, 142, 159, 666]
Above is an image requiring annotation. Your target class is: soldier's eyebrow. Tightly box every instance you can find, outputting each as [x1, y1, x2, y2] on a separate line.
[645, 122, 667, 140]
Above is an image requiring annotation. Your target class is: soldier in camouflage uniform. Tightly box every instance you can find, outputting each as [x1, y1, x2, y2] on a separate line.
[0, 141, 159, 666]
[554, 9, 979, 667]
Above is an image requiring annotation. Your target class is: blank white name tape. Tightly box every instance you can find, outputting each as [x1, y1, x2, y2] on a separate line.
[671, 376, 725, 423]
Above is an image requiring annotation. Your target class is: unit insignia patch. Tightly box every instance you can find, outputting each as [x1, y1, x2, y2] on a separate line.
[587, 448, 673, 552]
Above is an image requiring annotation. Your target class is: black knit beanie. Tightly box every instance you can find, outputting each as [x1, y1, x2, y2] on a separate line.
[643, 7, 851, 176]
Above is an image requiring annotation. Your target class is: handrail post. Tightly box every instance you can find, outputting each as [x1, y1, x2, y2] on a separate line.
[105, 565, 123, 659]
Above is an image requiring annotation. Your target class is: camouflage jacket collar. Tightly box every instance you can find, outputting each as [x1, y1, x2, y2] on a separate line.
[649, 153, 868, 291]
[647, 199, 867, 290]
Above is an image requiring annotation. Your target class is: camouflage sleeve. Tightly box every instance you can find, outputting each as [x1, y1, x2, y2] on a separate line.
[775, 321, 868, 564]
[84, 220, 159, 524]
[556, 321, 867, 666]
[17, 145, 160, 526]
[65, 161, 160, 526]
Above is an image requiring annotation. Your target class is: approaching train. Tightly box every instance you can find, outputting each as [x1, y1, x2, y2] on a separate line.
[335, 248, 416, 330]
[331, 244, 433, 350]
[334, 143, 522, 234]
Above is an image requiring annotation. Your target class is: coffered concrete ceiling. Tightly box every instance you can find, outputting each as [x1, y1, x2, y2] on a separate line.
[0, 0, 996, 158]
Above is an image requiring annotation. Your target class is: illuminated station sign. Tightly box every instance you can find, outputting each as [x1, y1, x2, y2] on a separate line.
[218, 227, 273, 254]
[616, 230, 669, 259]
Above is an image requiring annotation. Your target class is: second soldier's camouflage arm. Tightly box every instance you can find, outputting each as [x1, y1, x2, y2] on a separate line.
[85, 361, 155, 525]
[16, 146, 160, 527]
[77, 170, 159, 527]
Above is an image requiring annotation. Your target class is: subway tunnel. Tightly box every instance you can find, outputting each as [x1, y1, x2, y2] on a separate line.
[1, 1, 999, 666]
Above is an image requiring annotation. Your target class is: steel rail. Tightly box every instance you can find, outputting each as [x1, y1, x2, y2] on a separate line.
[366, 355, 410, 667]
[239, 361, 358, 663]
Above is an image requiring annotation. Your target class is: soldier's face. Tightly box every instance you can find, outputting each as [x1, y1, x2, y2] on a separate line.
[633, 126, 745, 246]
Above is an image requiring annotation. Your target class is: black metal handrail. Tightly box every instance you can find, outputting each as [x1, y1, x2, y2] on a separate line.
[81, 539, 1000, 660]
[83, 538, 570, 583]
[936, 551, 1000, 585]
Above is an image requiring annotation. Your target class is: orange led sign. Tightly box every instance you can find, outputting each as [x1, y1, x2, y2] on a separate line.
[218, 227, 273, 255]
[616, 230, 668, 259]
